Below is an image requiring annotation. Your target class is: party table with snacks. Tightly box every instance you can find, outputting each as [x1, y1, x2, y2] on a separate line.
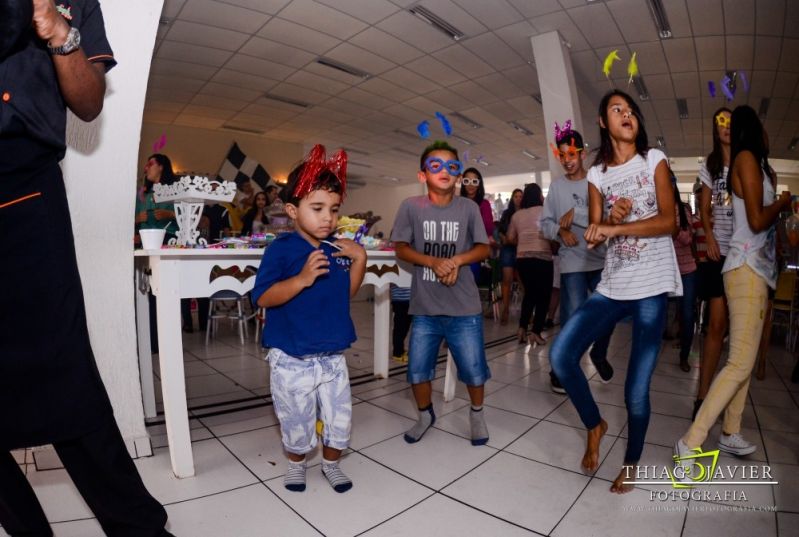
[134, 247, 411, 478]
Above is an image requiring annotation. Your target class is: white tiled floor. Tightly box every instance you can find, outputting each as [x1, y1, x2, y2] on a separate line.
[7, 301, 799, 536]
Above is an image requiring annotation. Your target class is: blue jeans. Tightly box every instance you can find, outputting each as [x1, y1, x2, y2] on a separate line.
[558, 269, 613, 365]
[408, 315, 491, 386]
[677, 271, 697, 361]
[550, 292, 667, 464]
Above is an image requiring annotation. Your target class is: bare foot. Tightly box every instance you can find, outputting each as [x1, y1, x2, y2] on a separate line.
[610, 465, 636, 494]
[581, 419, 608, 472]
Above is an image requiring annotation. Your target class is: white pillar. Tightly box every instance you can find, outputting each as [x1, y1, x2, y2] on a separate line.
[531, 31, 584, 180]
[61, 0, 164, 457]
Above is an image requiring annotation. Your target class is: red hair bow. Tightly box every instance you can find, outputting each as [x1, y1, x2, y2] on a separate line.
[293, 144, 348, 200]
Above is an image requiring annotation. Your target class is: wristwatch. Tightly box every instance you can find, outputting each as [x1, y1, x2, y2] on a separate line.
[48, 27, 81, 55]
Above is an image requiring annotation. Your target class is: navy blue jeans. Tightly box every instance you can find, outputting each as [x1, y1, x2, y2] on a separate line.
[558, 269, 613, 364]
[550, 292, 668, 464]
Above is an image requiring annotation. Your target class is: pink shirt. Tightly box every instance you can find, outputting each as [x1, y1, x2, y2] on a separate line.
[478, 199, 494, 238]
[507, 206, 552, 260]
[673, 203, 697, 275]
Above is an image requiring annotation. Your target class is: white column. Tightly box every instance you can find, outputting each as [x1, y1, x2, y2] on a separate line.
[531, 31, 584, 180]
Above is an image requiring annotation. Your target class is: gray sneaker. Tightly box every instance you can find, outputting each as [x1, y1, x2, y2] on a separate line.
[718, 433, 757, 456]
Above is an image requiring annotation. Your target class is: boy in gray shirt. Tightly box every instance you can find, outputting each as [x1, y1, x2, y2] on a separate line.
[541, 128, 616, 393]
[391, 141, 492, 446]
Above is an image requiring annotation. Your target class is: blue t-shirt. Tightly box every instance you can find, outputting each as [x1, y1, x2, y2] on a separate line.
[252, 232, 356, 356]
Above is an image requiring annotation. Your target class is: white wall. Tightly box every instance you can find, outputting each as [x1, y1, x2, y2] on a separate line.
[61, 0, 164, 455]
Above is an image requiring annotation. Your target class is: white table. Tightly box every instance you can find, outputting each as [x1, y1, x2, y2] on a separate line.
[134, 248, 411, 478]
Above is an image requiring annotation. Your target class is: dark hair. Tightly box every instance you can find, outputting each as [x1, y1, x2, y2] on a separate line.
[592, 90, 649, 172]
[144, 153, 178, 192]
[420, 140, 459, 170]
[671, 176, 689, 231]
[498, 188, 523, 234]
[555, 128, 584, 149]
[265, 185, 279, 195]
[460, 167, 485, 205]
[279, 163, 343, 206]
[520, 183, 543, 209]
[241, 192, 269, 235]
[727, 105, 774, 196]
[706, 107, 732, 182]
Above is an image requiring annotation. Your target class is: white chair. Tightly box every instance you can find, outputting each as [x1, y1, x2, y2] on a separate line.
[205, 290, 250, 345]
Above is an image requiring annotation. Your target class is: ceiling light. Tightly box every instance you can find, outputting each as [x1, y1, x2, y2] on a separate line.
[476, 157, 490, 166]
[349, 161, 372, 168]
[315, 57, 371, 80]
[632, 77, 650, 101]
[758, 98, 770, 118]
[394, 129, 423, 142]
[159, 17, 171, 26]
[509, 121, 533, 136]
[452, 135, 474, 146]
[656, 136, 666, 148]
[646, 0, 673, 39]
[263, 93, 310, 108]
[522, 150, 539, 160]
[789, 137, 798, 151]
[450, 112, 482, 129]
[380, 175, 401, 182]
[676, 98, 689, 119]
[221, 124, 265, 135]
[343, 147, 369, 156]
[392, 147, 417, 157]
[408, 5, 465, 41]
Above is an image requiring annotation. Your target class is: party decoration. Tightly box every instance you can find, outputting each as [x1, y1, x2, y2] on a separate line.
[417, 120, 431, 139]
[293, 144, 348, 201]
[715, 113, 730, 129]
[720, 74, 735, 101]
[708, 81, 716, 98]
[626, 52, 638, 84]
[435, 111, 452, 136]
[462, 149, 470, 163]
[554, 119, 573, 141]
[603, 50, 621, 78]
[152, 133, 167, 153]
[739, 70, 749, 93]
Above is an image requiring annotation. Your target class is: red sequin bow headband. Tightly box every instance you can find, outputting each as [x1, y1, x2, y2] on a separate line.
[293, 144, 348, 200]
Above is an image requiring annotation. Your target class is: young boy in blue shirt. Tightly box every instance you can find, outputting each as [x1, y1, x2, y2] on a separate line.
[252, 145, 366, 493]
[391, 141, 492, 446]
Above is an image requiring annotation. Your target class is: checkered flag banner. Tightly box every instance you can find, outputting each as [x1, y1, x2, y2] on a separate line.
[217, 142, 272, 191]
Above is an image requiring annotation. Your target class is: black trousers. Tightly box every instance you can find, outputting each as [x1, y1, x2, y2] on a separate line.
[516, 257, 554, 335]
[0, 418, 169, 537]
[180, 297, 209, 331]
[391, 301, 412, 357]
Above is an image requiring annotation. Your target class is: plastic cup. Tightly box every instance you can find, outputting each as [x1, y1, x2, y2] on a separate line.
[140, 229, 166, 250]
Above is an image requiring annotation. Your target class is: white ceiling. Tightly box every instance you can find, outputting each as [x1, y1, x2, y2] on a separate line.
[145, 0, 799, 184]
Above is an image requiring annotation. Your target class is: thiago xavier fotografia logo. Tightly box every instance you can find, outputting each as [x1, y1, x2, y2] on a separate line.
[621, 447, 779, 503]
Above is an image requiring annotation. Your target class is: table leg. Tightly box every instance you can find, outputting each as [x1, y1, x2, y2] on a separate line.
[373, 284, 390, 379]
[153, 259, 195, 478]
[134, 260, 157, 419]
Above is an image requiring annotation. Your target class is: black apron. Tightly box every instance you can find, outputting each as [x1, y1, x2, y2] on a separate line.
[0, 137, 112, 449]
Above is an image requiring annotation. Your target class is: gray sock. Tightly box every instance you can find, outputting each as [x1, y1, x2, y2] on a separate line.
[404, 404, 435, 443]
[284, 460, 306, 492]
[322, 459, 353, 493]
[470, 407, 489, 446]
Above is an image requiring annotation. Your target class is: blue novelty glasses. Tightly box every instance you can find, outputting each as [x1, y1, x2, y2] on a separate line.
[424, 157, 463, 176]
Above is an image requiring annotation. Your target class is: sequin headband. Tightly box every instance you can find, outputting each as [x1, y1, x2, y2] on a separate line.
[291, 144, 348, 200]
[554, 119, 573, 142]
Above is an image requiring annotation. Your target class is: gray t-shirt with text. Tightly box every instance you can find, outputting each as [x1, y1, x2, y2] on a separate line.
[391, 196, 488, 316]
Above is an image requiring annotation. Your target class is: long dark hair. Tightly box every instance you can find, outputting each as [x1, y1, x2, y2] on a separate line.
[242, 191, 269, 235]
[498, 188, 523, 234]
[671, 178, 689, 230]
[520, 183, 543, 209]
[706, 107, 732, 182]
[460, 167, 485, 204]
[144, 153, 178, 193]
[592, 90, 649, 172]
[727, 105, 774, 195]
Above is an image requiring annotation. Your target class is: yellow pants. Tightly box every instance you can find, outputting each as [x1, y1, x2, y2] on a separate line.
[683, 264, 768, 448]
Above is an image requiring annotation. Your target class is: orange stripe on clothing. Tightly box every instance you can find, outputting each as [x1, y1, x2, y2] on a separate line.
[87, 54, 114, 62]
[0, 192, 42, 209]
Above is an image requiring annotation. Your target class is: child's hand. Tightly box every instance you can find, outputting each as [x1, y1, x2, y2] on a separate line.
[559, 208, 575, 230]
[439, 267, 459, 287]
[558, 228, 578, 247]
[331, 238, 366, 263]
[584, 223, 613, 248]
[431, 257, 457, 279]
[609, 198, 632, 224]
[299, 250, 330, 287]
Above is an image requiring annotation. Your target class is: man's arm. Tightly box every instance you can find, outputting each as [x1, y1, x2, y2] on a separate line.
[32, 0, 107, 121]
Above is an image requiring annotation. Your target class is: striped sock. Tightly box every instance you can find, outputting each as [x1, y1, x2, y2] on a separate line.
[322, 459, 352, 493]
[284, 461, 306, 492]
[470, 407, 489, 446]
[404, 404, 435, 443]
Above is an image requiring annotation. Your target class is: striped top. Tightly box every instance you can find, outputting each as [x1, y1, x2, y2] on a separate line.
[587, 149, 682, 300]
[699, 164, 733, 255]
[390, 285, 411, 302]
[692, 215, 707, 262]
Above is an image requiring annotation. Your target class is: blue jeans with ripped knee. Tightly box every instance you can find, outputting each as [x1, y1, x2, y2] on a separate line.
[550, 292, 667, 464]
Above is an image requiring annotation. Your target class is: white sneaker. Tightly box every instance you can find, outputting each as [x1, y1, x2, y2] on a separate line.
[672, 439, 695, 483]
[717, 433, 757, 456]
